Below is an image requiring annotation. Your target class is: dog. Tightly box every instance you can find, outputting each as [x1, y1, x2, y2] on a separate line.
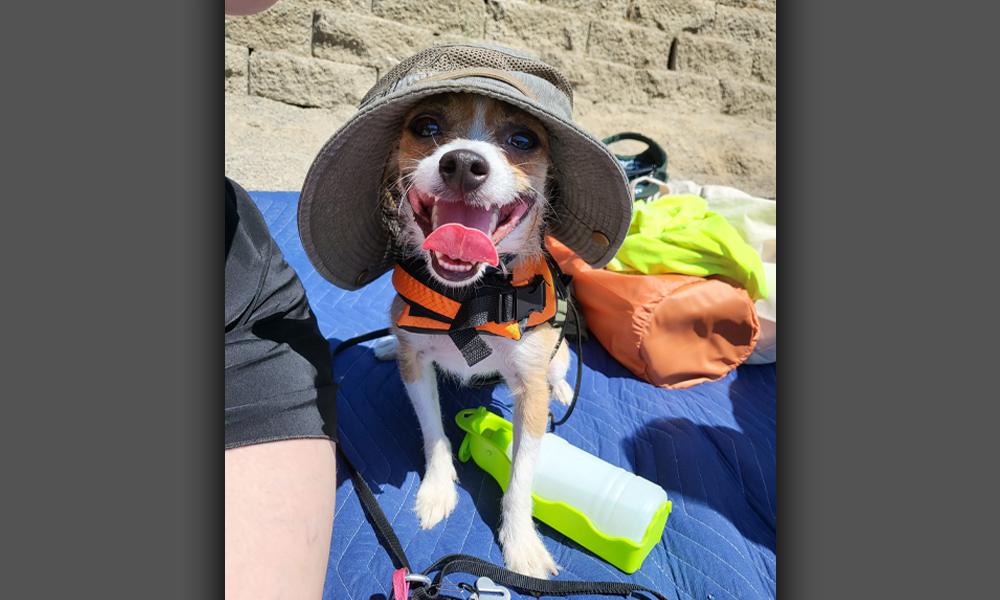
[373, 92, 574, 578]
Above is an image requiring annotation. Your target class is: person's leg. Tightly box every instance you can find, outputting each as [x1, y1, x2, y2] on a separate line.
[225, 438, 337, 600]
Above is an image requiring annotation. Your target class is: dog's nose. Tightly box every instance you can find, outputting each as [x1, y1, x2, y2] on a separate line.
[439, 149, 490, 194]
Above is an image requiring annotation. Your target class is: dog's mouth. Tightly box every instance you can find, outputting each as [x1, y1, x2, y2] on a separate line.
[408, 188, 534, 283]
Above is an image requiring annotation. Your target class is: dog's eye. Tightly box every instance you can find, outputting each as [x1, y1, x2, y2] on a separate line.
[410, 116, 441, 138]
[507, 132, 537, 150]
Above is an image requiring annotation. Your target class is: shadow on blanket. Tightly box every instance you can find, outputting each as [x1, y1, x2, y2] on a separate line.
[619, 368, 776, 553]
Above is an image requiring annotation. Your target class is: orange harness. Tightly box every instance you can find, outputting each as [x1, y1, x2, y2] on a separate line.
[392, 256, 563, 366]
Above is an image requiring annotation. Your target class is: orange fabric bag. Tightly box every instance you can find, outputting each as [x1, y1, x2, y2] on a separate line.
[547, 237, 759, 389]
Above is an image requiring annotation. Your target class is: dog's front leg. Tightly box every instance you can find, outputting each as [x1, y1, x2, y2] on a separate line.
[397, 339, 459, 529]
[499, 367, 560, 578]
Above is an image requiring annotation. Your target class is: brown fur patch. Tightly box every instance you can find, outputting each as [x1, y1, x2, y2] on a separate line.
[396, 338, 424, 384]
[389, 297, 425, 384]
[510, 325, 562, 438]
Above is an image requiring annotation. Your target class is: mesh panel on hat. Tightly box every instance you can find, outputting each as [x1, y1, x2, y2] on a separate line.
[361, 45, 574, 107]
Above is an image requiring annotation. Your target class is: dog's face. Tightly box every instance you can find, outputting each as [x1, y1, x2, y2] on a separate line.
[384, 93, 552, 287]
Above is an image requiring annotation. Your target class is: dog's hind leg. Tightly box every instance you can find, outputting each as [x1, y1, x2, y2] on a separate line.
[547, 338, 573, 406]
[397, 338, 459, 529]
[372, 335, 398, 361]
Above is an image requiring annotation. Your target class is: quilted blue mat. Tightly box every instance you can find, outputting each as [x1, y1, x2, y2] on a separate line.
[251, 191, 776, 600]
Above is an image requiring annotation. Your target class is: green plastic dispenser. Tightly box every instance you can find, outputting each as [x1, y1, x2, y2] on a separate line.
[456, 407, 671, 573]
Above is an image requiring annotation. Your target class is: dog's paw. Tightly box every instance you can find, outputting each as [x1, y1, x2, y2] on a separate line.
[500, 529, 559, 579]
[414, 469, 458, 529]
[551, 380, 573, 406]
[372, 336, 398, 361]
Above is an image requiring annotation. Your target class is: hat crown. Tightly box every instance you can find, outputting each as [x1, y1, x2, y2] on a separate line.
[360, 44, 574, 109]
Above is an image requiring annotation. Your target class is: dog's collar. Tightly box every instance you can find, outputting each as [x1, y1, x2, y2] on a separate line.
[392, 255, 568, 367]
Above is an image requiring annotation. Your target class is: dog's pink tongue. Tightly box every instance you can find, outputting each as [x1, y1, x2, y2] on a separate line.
[422, 202, 499, 266]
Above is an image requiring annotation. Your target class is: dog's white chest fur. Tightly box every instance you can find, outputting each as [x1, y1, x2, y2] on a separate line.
[409, 333, 515, 382]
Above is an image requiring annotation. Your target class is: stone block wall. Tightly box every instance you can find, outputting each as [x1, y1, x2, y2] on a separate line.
[225, 0, 775, 121]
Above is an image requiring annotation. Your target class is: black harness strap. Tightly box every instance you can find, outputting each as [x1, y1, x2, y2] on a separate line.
[448, 326, 493, 368]
[396, 257, 555, 367]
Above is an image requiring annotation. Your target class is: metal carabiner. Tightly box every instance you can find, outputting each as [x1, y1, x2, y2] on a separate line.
[399, 573, 508, 600]
[474, 577, 511, 600]
[406, 573, 475, 600]
[404, 573, 433, 587]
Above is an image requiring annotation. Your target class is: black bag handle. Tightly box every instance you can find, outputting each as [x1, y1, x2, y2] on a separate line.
[602, 132, 668, 200]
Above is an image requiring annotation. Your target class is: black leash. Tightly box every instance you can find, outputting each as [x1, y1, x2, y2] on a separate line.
[338, 445, 411, 572]
[333, 327, 392, 356]
[416, 553, 670, 599]
[547, 297, 582, 434]
[337, 447, 669, 599]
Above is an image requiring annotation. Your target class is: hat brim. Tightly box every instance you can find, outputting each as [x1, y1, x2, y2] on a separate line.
[298, 76, 632, 291]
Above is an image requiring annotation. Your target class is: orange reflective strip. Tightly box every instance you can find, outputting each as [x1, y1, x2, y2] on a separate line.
[527, 260, 557, 327]
[511, 256, 545, 286]
[525, 285, 556, 326]
[396, 303, 451, 331]
[476, 320, 522, 340]
[392, 266, 461, 319]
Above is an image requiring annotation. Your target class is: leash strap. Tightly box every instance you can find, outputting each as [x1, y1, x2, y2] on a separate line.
[417, 554, 670, 600]
[333, 327, 392, 356]
[337, 446, 669, 600]
[338, 446, 412, 574]
[548, 297, 582, 434]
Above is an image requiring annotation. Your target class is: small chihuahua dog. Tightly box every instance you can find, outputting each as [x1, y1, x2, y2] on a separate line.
[374, 92, 574, 578]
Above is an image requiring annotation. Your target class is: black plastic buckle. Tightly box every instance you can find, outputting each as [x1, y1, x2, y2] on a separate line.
[495, 290, 515, 323]
[514, 276, 546, 322]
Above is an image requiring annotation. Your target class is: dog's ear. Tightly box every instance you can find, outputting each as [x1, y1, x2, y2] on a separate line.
[380, 140, 403, 238]
[380, 140, 402, 208]
[544, 174, 560, 208]
[538, 174, 561, 236]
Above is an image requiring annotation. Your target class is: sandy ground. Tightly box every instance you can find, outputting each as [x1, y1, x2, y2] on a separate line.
[225, 92, 775, 199]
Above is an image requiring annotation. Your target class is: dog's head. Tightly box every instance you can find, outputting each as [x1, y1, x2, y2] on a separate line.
[383, 92, 552, 287]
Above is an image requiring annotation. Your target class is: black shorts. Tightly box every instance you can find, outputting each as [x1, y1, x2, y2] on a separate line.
[225, 178, 338, 449]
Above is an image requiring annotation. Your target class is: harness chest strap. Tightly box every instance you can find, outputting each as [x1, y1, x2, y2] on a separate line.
[391, 257, 559, 366]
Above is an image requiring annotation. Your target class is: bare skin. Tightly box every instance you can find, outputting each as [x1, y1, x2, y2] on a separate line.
[225, 439, 337, 600]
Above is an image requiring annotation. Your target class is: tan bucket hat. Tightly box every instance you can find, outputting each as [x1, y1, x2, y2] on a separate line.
[298, 44, 632, 290]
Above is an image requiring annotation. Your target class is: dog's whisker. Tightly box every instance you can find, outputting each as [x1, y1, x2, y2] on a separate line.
[512, 159, 546, 169]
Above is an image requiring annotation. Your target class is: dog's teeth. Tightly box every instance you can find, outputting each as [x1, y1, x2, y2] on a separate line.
[431, 202, 438, 229]
[490, 207, 499, 234]
[444, 262, 472, 272]
[434, 251, 476, 273]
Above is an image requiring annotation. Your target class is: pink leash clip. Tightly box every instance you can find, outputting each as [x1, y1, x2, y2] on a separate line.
[391, 568, 410, 600]
[392, 569, 433, 600]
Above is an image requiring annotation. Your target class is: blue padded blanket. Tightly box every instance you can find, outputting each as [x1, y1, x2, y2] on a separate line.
[251, 191, 776, 600]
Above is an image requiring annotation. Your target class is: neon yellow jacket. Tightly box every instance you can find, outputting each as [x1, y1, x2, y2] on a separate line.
[606, 194, 768, 301]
